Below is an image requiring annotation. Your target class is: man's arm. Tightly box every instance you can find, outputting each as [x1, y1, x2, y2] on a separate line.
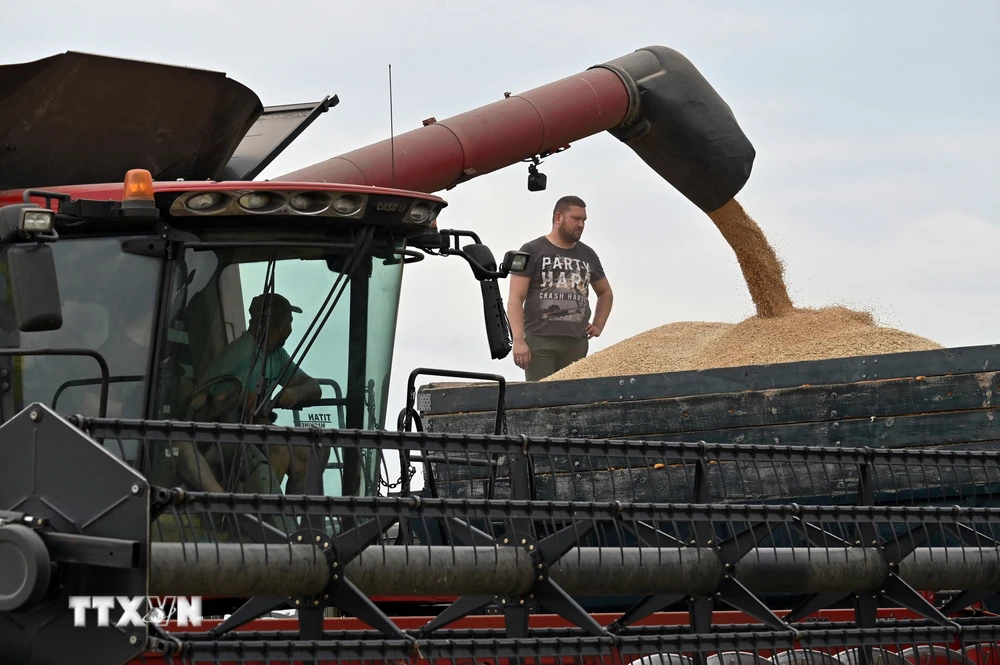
[585, 277, 614, 339]
[507, 274, 532, 370]
[275, 368, 322, 408]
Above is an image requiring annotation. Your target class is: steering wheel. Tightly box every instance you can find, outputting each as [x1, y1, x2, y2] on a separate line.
[184, 375, 244, 423]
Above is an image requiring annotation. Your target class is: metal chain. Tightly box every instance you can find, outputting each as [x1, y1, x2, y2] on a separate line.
[380, 464, 417, 491]
[380, 401, 506, 492]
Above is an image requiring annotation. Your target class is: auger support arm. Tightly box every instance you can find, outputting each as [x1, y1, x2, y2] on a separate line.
[407, 227, 527, 359]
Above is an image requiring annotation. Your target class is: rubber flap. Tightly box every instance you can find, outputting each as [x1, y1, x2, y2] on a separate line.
[596, 46, 756, 213]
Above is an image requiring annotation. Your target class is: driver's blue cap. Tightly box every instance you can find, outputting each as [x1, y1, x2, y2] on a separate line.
[249, 293, 303, 319]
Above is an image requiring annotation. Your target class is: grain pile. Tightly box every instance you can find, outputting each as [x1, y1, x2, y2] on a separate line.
[543, 198, 942, 382]
[546, 307, 942, 381]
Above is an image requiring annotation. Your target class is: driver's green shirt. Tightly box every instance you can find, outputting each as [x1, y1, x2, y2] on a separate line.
[202, 332, 300, 398]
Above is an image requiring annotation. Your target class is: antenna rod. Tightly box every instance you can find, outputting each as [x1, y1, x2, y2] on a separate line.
[389, 64, 395, 189]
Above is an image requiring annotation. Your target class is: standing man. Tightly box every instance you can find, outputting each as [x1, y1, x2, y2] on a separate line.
[507, 195, 614, 381]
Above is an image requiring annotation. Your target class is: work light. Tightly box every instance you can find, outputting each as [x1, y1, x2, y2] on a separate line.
[19, 208, 55, 233]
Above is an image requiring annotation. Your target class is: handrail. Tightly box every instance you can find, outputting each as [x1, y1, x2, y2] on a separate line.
[0, 348, 110, 418]
[403, 367, 506, 436]
[291, 377, 346, 428]
[52, 374, 144, 413]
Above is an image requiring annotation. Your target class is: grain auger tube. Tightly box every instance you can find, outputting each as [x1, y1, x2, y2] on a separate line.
[277, 45, 756, 214]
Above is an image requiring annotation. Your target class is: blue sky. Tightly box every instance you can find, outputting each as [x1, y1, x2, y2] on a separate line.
[4, 0, 999, 427]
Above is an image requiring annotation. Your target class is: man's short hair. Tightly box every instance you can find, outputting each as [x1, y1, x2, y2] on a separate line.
[553, 195, 586, 219]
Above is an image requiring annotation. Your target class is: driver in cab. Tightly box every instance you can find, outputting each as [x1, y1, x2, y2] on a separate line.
[203, 293, 321, 415]
[185, 292, 323, 496]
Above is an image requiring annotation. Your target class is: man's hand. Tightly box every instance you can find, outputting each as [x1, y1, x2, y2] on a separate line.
[274, 387, 300, 409]
[513, 339, 531, 369]
[280, 371, 322, 409]
[588, 278, 613, 341]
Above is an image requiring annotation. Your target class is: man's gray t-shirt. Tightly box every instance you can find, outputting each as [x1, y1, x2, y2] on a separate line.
[518, 236, 605, 338]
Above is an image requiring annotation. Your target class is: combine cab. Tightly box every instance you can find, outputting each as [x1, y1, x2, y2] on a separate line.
[0, 48, 997, 665]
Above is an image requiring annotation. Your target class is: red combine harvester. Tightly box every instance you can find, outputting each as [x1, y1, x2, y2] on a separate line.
[1, 47, 998, 665]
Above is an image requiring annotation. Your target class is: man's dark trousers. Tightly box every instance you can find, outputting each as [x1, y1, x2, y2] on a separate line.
[525, 335, 588, 381]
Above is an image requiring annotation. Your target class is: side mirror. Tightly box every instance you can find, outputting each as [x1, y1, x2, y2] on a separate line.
[0, 204, 63, 332]
[421, 233, 525, 360]
[462, 243, 498, 281]
[479, 276, 512, 360]
[460, 243, 512, 360]
[8, 244, 62, 332]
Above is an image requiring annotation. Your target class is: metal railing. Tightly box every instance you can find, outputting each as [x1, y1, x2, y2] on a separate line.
[5, 404, 1000, 665]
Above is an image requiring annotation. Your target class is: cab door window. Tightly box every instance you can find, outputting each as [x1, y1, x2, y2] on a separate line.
[0, 237, 160, 422]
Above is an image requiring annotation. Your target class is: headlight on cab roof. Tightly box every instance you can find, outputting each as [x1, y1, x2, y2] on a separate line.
[408, 202, 433, 224]
[168, 188, 369, 218]
[288, 192, 333, 214]
[186, 192, 226, 211]
[331, 194, 363, 216]
[239, 192, 270, 210]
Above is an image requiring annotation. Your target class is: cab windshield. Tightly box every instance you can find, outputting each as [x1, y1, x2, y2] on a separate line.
[150, 227, 405, 500]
